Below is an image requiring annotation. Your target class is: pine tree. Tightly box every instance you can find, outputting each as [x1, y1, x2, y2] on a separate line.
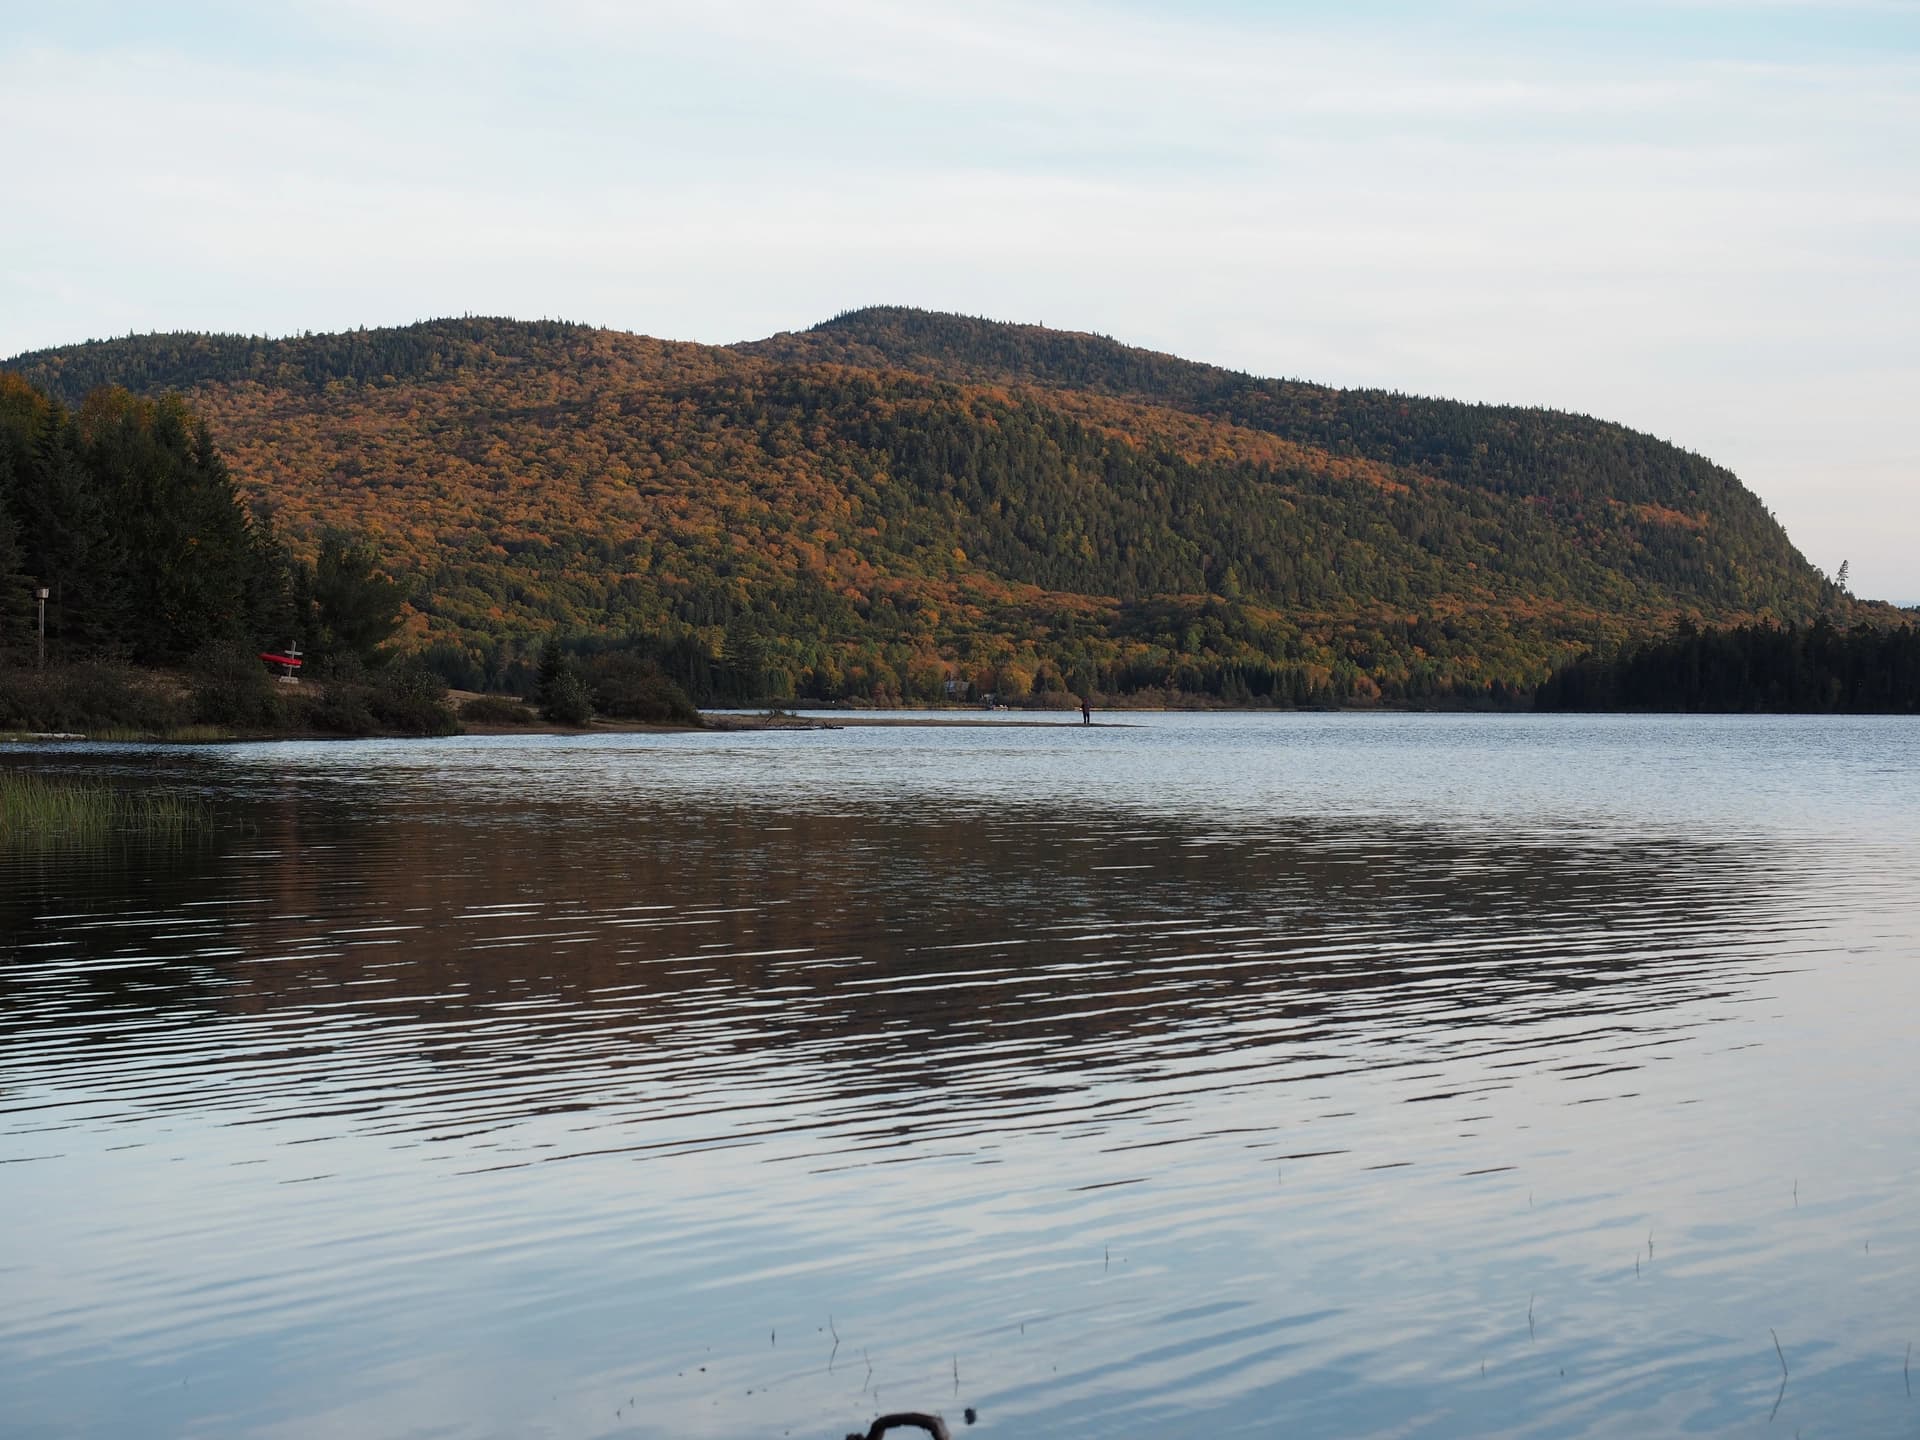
[75, 389, 254, 661]
[0, 375, 130, 659]
[0, 504, 33, 662]
[536, 638, 592, 725]
[310, 530, 406, 671]
[242, 508, 302, 653]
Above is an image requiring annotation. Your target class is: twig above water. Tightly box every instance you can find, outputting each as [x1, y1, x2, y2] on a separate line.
[846, 1413, 952, 1440]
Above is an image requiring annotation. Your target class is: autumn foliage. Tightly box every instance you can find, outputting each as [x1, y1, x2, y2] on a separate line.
[1, 308, 1862, 706]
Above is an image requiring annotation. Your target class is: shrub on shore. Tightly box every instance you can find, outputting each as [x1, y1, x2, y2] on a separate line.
[459, 694, 539, 725]
[585, 652, 699, 725]
[190, 645, 285, 730]
[537, 642, 594, 726]
[297, 682, 377, 736]
[365, 660, 461, 736]
[543, 672, 593, 726]
[0, 658, 458, 739]
[293, 661, 460, 737]
[0, 662, 189, 734]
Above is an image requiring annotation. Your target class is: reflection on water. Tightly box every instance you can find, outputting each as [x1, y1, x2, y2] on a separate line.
[2, 715, 1918, 1438]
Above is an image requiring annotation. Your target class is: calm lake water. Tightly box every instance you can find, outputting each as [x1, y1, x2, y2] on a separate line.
[3, 713, 1917, 1438]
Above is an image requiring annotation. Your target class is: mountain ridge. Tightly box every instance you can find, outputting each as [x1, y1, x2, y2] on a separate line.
[1, 310, 1844, 705]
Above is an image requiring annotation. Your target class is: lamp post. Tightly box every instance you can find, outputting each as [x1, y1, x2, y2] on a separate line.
[35, 587, 49, 670]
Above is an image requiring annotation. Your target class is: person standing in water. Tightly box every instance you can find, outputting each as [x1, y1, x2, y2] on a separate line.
[1081, 696, 1092, 726]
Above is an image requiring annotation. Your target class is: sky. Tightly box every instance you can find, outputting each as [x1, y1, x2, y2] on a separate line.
[3, 0, 1916, 601]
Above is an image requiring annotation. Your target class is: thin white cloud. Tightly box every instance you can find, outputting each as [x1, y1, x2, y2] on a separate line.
[2, 0, 1915, 597]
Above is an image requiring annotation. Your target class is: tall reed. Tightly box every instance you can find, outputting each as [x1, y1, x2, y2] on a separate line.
[0, 772, 207, 847]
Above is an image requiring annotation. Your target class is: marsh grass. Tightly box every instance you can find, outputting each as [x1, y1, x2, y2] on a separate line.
[162, 725, 229, 744]
[86, 725, 156, 743]
[0, 772, 208, 848]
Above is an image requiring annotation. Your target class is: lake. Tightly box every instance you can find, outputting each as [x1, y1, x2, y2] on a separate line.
[3, 713, 1917, 1438]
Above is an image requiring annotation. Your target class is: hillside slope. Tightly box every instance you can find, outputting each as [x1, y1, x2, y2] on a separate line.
[3, 312, 1834, 704]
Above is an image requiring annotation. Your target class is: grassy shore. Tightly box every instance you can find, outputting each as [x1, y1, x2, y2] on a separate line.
[0, 772, 207, 847]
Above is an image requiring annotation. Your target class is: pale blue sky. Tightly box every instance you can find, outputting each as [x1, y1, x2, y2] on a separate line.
[4, 1, 1915, 600]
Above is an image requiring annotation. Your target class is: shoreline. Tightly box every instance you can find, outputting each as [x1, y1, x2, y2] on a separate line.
[1, 710, 1126, 746]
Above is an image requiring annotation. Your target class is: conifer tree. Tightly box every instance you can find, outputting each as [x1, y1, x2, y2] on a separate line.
[243, 509, 303, 654]
[74, 388, 255, 661]
[309, 530, 406, 670]
[0, 505, 32, 661]
[0, 375, 130, 659]
[536, 638, 592, 725]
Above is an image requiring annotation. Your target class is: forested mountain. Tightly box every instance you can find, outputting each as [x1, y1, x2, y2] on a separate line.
[752, 309, 1812, 612]
[2, 310, 1859, 705]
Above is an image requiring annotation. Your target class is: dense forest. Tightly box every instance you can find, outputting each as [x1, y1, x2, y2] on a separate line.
[1536, 620, 1920, 713]
[0, 373, 417, 671]
[3, 308, 1883, 707]
[0, 374, 474, 734]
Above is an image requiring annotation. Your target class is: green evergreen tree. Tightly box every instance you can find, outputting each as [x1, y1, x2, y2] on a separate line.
[0, 504, 33, 662]
[536, 638, 592, 725]
[721, 616, 769, 703]
[242, 508, 303, 654]
[309, 530, 406, 670]
[0, 375, 130, 659]
[74, 389, 255, 661]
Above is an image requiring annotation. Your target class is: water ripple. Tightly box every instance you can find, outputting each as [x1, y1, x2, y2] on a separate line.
[3, 715, 1918, 1437]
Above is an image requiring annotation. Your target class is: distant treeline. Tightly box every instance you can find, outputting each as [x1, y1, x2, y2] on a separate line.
[425, 612, 1537, 711]
[1535, 620, 1920, 713]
